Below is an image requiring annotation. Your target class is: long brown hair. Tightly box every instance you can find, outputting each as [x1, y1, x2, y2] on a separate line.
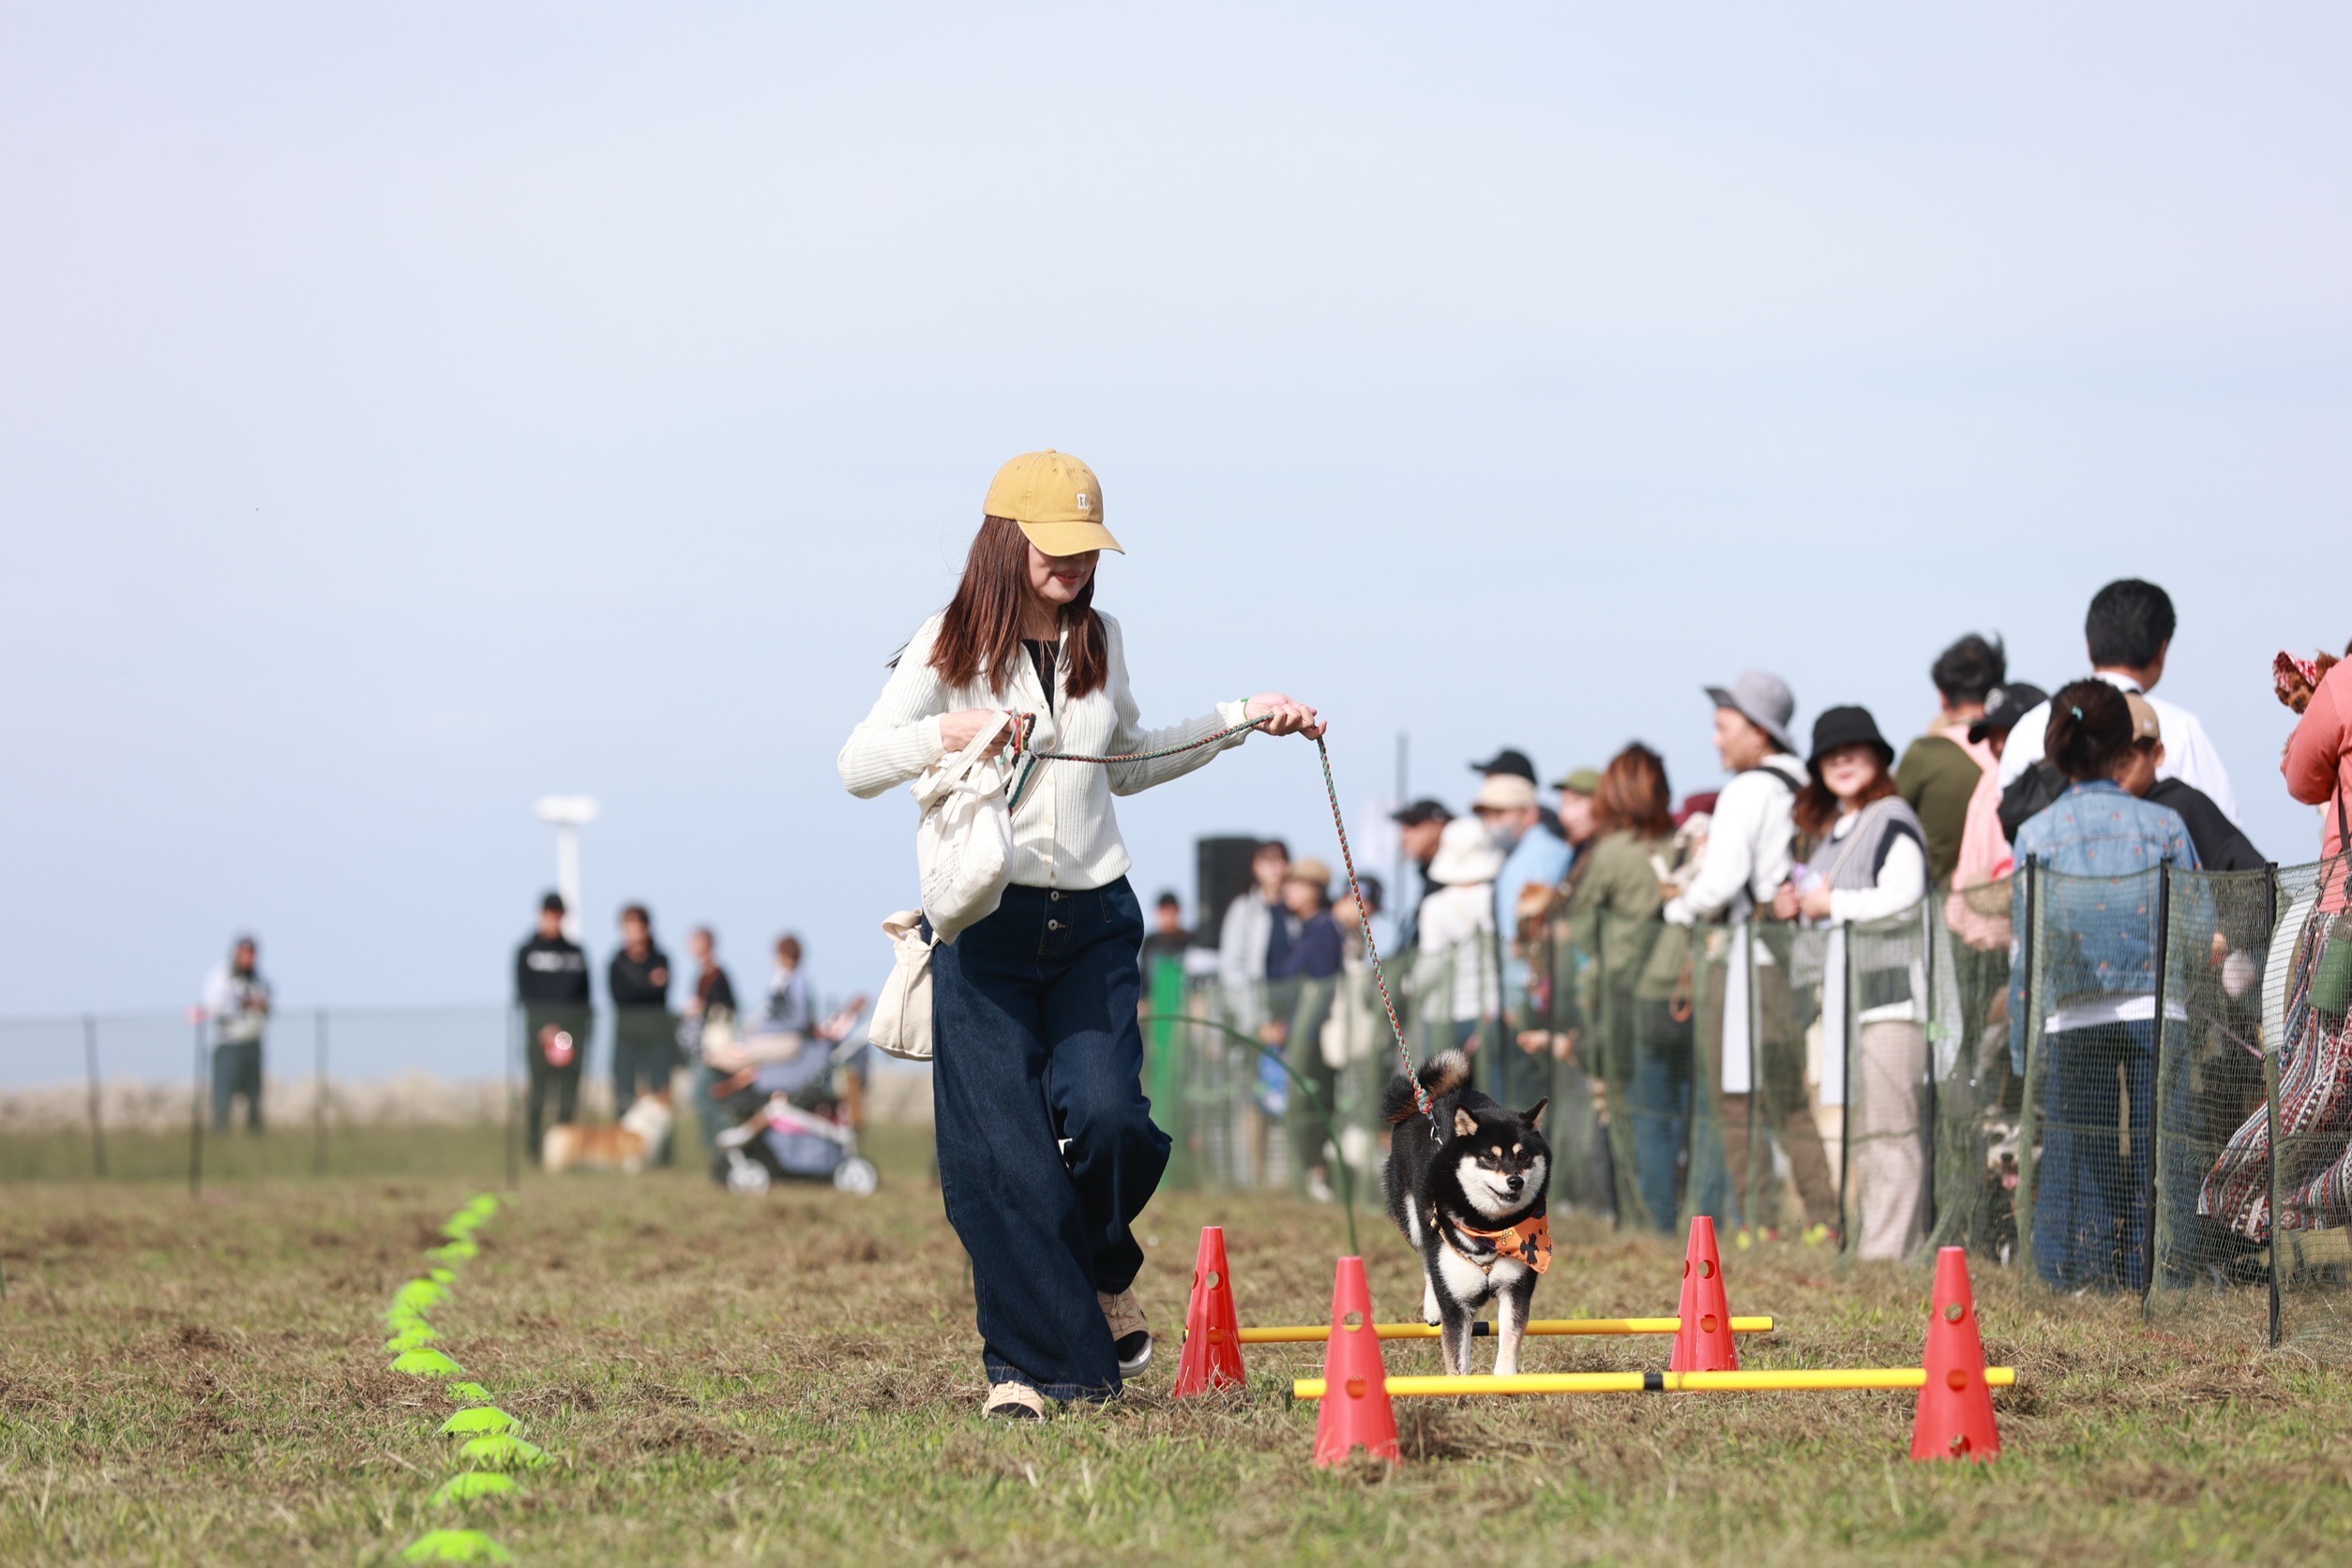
[924, 516, 1108, 699]
[1591, 743, 1673, 840]
[1793, 753, 1897, 839]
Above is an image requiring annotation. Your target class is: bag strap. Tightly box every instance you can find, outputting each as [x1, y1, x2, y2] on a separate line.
[916, 710, 1016, 807]
[2335, 776, 2349, 897]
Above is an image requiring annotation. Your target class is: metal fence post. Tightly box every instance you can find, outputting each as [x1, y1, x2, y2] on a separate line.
[2264, 862, 2284, 1348]
[505, 1003, 521, 1192]
[1485, 912, 1508, 1102]
[2144, 863, 2172, 1309]
[1919, 899, 1937, 1243]
[314, 1008, 330, 1178]
[2014, 859, 2040, 1281]
[1743, 920, 1762, 1227]
[188, 1016, 206, 1198]
[1839, 924, 1855, 1255]
[83, 1014, 107, 1179]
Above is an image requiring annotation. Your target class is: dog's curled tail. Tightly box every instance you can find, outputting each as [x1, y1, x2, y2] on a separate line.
[1382, 1049, 1470, 1124]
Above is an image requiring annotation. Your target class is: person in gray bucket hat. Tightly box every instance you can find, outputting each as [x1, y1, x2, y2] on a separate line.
[1665, 668, 1840, 1239]
[1702, 669, 1799, 757]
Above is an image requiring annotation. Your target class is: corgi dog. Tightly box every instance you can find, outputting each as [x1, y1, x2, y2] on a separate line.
[1381, 1051, 1551, 1376]
[542, 1091, 673, 1174]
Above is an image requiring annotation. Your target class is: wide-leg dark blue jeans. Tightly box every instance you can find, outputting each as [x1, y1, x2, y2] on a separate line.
[931, 877, 1171, 1399]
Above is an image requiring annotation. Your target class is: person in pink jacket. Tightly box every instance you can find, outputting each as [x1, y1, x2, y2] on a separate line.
[2284, 657, 2352, 882]
[1946, 681, 2047, 952]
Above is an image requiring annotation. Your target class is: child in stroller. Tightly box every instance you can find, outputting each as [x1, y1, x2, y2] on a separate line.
[701, 996, 879, 1196]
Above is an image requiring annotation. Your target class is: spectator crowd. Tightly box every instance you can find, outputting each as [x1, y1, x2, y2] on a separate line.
[1162, 577, 2352, 1291]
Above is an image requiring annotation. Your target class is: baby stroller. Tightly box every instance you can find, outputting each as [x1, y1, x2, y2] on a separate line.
[706, 1005, 878, 1197]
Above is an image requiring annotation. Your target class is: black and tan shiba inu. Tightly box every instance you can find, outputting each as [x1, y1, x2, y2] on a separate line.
[1381, 1051, 1551, 1376]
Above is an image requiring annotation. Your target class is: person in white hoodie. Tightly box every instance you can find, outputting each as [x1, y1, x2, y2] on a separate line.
[1414, 814, 1504, 1053]
[837, 450, 1322, 1420]
[1662, 670, 1838, 1236]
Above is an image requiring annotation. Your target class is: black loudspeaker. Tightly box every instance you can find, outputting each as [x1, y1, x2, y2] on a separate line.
[1195, 836, 1262, 945]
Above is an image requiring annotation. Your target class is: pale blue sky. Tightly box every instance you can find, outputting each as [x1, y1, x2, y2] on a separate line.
[2, 4, 2345, 1015]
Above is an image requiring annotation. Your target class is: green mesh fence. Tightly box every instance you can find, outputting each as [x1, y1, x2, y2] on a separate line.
[1143, 853, 2352, 1353]
[2194, 855, 2352, 1356]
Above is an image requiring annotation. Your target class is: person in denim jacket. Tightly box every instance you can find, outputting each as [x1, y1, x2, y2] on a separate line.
[2008, 680, 2203, 1290]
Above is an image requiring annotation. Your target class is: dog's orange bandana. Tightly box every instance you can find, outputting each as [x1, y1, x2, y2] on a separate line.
[1451, 1214, 1551, 1274]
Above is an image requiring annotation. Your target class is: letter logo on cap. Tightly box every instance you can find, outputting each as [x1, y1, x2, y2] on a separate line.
[1074, 492, 1092, 511]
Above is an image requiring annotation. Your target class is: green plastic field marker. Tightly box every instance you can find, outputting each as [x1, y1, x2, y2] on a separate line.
[400, 1528, 515, 1562]
[376, 1197, 525, 1565]
[430, 1471, 520, 1506]
[439, 1406, 519, 1437]
[394, 1279, 449, 1314]
[456, 1433, 549, 1470]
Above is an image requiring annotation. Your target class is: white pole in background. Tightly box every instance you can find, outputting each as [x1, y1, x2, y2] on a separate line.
[534, 795, 599, 942]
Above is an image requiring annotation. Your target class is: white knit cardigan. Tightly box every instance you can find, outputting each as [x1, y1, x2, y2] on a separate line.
[838, 611, 1253, 892]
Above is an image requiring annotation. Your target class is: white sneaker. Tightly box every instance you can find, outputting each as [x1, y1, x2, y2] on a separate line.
[984, 1381, 1048, 1420]
[1304, 1168, 1336, 1205]
[1099, 1288, 1152, 1376]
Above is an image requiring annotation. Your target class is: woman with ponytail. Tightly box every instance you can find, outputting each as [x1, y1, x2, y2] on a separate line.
[2006, 679, 2200, 1290]
[840, 452, 1323, 1417]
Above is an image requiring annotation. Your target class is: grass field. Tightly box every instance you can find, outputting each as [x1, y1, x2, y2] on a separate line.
[6, 1128, 2352, 1567]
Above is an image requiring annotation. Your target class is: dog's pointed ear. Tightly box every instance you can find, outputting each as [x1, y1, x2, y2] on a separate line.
[1453, 1108, 1478, 1138]
[1521, 1098, 1549, 1126]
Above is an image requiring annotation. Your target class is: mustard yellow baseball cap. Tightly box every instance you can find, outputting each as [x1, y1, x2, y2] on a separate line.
[983, 450, 1122, 555]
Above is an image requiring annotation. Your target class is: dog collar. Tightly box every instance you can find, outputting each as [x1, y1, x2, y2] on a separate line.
[1446, 1213, 1551, 1274]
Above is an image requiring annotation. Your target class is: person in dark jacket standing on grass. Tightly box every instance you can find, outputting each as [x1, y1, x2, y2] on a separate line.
[609, 904, 675, 1145]
[515, 892, 591, 1158]
[202, 935, 271, 1133]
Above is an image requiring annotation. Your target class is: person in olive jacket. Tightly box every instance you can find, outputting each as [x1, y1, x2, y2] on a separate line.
[608, 904, 676, 1160]
[515, 892, 592, 1158]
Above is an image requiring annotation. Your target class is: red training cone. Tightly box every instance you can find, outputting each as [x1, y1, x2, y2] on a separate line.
[1171, 1226, 1245, 1396]
[1668, 1215, 1740, 1372]
[1312, 1256, 1400, 1466]
[1911, 1246, 2000, 1462]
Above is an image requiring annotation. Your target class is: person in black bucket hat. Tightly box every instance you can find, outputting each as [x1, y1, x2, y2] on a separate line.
[1807, 704, 1895, 772]
[1775, 701, 1932, 1261]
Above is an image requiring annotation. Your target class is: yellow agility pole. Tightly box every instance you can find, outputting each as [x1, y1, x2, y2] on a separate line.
[1227, 1315, 1774, 1345]
[1292, 1367, 2017, 1399]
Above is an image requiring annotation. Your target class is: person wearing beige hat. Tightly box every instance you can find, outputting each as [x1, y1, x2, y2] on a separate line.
[1413, 815, 1506, 1053]
[838, 450, 1324, 1419]
[2117, 694, 2264, 874]
[1475, 769, 1572, 1109]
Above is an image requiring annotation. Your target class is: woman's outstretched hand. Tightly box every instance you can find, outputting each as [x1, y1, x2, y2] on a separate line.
[1244, 693, 1326, 739]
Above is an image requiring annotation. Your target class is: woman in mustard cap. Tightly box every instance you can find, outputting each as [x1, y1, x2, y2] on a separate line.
[838, 451, 1322, 1418]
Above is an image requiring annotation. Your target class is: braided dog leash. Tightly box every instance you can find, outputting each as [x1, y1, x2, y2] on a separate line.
[1007, 708, 1442, 1136]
